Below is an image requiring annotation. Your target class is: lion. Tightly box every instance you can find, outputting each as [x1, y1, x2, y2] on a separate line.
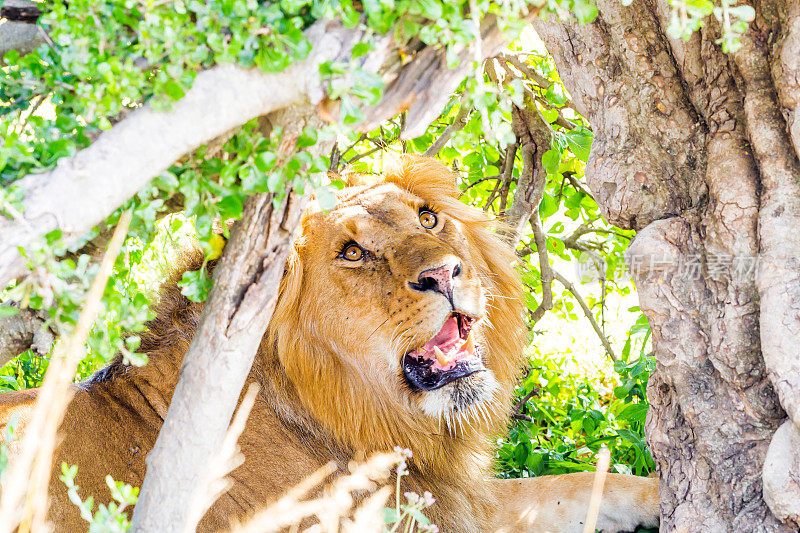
[0, 155, 659, 532]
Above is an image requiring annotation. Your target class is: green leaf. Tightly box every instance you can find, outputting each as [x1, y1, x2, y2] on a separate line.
[163, 79, 186, 101]
[217, 194, 244, 219]
[178, 267, 213, 303]
[413, 0, 443, 20]
[254, 152, 277, 173]
[539, 195, 559, 218]
[542, 148, 561, 174]
[541, 108, 558, 124]
[352, 42, 371, 58]
[267, 171, 283, 192]
[296, 126, 317, 148]
[0, 306, 19, 318]
[573, 0, 599, 23]
[565, 131, 593, 162]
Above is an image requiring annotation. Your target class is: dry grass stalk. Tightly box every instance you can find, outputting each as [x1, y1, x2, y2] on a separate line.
[229, 451, 400, 533]
[0, 211, 132, 533]
[343, 486, 392, 532]
[582, 446, 611, 533]
[184, 382, 261, 532]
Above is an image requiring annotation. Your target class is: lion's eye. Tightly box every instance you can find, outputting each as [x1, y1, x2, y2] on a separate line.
[419, 210, 438, 229]
[342, 243, 363, 261]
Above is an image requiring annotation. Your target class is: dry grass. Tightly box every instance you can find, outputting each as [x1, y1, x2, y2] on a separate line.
[0, 211, 132, 533]
[582, 445, 611, 533]
[229, 452, 400, 533]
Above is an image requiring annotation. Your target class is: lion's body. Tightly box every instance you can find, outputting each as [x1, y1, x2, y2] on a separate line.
[0, 156, 659, 532]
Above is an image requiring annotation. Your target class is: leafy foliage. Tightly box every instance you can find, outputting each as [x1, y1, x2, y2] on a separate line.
[60, 463, 139, 532]
[498, 317, 655, 478]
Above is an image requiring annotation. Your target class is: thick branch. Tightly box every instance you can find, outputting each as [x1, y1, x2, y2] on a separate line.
[130, 109, 322, 531]
[0, 1, 44, 56]
[503, 98, 552, 246]
[0, 20, 377, 289]
[0, 306, 53, 367]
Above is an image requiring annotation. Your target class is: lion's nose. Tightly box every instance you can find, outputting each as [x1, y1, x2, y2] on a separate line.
[410, 259, 462, 303]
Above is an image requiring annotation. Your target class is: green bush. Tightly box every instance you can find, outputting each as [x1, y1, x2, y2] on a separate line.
[497, 313, 654, 478]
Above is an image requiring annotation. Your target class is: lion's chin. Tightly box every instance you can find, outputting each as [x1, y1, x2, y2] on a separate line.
[416, 368, 499, 425]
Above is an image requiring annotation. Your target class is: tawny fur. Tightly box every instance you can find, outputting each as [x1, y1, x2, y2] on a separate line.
[0, 155, 658, 532]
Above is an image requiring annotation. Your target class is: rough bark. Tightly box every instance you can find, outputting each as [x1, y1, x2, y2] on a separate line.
[129, 109, 322, 532]
[0, 0, 44, 56]
[0, 306, 53, 367]
[504, 96, 552, 246]
[535, 0, 799, 530]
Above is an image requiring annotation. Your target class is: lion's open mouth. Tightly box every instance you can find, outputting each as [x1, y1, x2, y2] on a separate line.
[402, 313, 485, 391]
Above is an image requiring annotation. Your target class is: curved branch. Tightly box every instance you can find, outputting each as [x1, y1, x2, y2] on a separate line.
[0, 20, 375, 289]
[552, 269, 617, 362]
[423, 92, 472, 157]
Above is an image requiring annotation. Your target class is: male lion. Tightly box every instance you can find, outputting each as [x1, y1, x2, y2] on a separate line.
[0, 155, 658, 532]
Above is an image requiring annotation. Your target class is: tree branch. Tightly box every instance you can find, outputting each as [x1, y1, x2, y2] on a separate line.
[497, 51, 551, 89]
[502, 100, 552, 246]
[497, 142, 518, 213]
[131, 108, 324, 531]
[423, 92, 472, 157]
[552, 269, 617, 361]
[0, 20, 377, 289]
[0, 1, 45, 57]
[528, 213, 553, 324]
[0, 306, 54, 368]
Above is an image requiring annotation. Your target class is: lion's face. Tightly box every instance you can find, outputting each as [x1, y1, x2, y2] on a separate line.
[272, 156, 524, 442]
[295, 182, 498, 421]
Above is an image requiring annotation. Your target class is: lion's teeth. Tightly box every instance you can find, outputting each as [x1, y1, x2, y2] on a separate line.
[433, 345, 448, 366]
[462, 331, 475, 354]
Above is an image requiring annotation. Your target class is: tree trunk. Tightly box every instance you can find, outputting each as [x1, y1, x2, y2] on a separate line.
[535, 0, 800, 530]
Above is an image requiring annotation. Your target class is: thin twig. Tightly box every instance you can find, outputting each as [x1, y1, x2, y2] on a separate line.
[552, 270, 618, 361]
[563, 171, 592, 197]
[513, 387, 540, 416]
[339, 133, 368, 160]
[497, 52, 551, 88]
[458, 175, 501, 198]
[328, 144, 341, 173]
[423, 92, 472, 157]
[345, 144, 383, 166]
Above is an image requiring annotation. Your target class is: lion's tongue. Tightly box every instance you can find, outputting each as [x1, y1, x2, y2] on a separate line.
[421, 316, 460, 353]
[411, 317, 473, 371]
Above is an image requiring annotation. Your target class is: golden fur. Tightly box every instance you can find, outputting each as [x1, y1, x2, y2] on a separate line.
[0, 155, 658, 532]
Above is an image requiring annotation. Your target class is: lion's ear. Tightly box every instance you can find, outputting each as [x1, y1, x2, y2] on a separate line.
[341, 172, 379, 188]
[273, 244, 304, 325]
[384, 153, 461, 200]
